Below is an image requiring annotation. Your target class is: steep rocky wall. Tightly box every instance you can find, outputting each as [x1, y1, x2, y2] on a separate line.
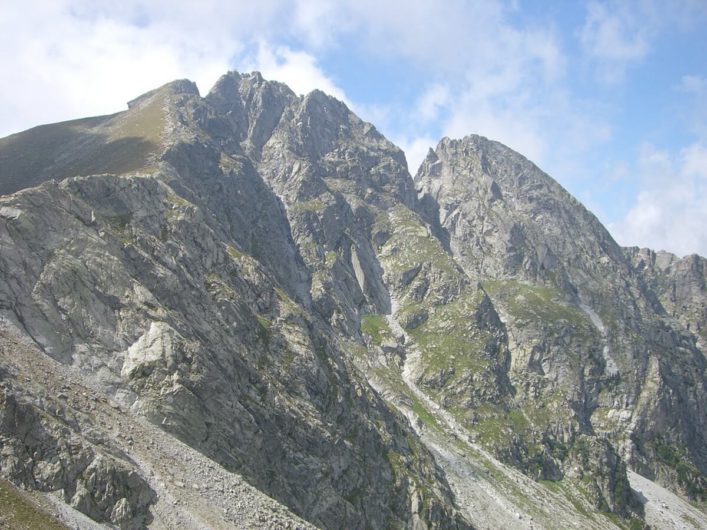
[415, 135, 706, 504]
[0, 362, 155, 529]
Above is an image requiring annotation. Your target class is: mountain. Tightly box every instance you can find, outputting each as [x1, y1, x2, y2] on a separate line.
[0, 71, 704, 530]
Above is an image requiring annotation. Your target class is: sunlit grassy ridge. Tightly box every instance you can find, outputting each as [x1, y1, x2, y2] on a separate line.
[0, 91, 167, 196]
[0, 479, 67, 530]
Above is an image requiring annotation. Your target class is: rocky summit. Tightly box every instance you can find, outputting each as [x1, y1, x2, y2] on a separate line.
[0, 71, 704, 530]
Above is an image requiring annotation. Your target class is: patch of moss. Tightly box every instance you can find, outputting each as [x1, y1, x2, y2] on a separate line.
[205, 272, 238, 301]
[107, 212, 132, 231]
[219, 152, 249, 173]
[405, 294, 498, 392]
[274, 287, 288, 302]
[524, 389, 569, 428]
[539, 478, 562, 493]
[226, 244, 245, 260]
[367, 361, 443, 433]
[649, 436, 705, 500]
[360, 314, 391, 346]
[385, 449, 404, 483]
[0, 479, 68, 530]
[105, 212, 134, 244]
[454, 403, 513, 445]
[165, 191, 192, 208]
[483, 279, 590, 326]
[600, 510, 633, 529]
[291, 199, 328, 212]
[256, 314, 271, 331]
[507, 409, 531, 431]
[381, 205, 458, 277]
[324, 250, 338, 268]
[544, 436, 570, 462]
[410, 398, 439, 429]
[563, 480, 596, 520]
[256, 315, 271, 346]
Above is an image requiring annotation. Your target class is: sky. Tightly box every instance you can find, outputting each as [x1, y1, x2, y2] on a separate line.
[1, 0, 706, 257]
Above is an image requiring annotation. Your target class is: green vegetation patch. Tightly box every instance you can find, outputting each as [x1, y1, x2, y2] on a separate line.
[380, 205, 458, 277]
[360, 313, 391, 346]
[524, 388, 569, 428]
[107, 212, 132, 231]
[483, 279, 590, 326]
[451, 403, 520, 446]
[291, 198, 328, 212]
[109, 90, 166, 146]
[224, 243, 262, 280]
[256, 314, 272, 347]
[226, 244, 245, 260]
[0, 479, 68, 530]
[165, 191, 193, 208]
[205, 272, 238, 301]
[649, 436, 705, 501]
[539, 478, 562, 493]
[324, 250, 338, 268]
[367, 362, 443, 433]
[410, 398, 439, 429]
[256, 314, 271, 331]
[406, 293, 496, 387]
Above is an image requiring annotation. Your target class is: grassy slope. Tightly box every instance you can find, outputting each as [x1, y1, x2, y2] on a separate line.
[0, 91, 166, 196]
[0, 479, 68, 530]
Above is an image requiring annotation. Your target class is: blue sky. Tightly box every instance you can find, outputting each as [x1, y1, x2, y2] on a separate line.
[2, 0, 706, 256]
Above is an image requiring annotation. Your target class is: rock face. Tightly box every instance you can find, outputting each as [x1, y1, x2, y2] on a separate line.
[0, 71, 705, 529]
[626, 247, 707, 347]
[0, 386, 155, 529]
[415, 136, 706, 506]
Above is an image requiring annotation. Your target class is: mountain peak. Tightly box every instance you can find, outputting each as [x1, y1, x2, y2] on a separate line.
[127, 78, 200, 109]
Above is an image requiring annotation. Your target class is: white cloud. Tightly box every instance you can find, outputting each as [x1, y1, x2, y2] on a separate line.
[0, 0, 288, 136]
[578, 1, 707, 84]
[416, 84, 450, 125]
[0, 0, 574, 170]
[682, 142, 707, 180]
[278, 0, 581, 176]
[0, 1, 365, 137]
[680, 74, 707, 94]
[340, 0, 564, 83]
[395, 136, 438, 176]
[245, 43, 349, 103]
[437, 75, 612, 176]
[443, 94, 547, 164]
[578, 1, 649, 82]
[291, 0, 351, 49]
[1, 0, 705, 261]
[678, 74, 707, 139]
[294, 0, 574, 172]
[610, 142, 707, 257]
